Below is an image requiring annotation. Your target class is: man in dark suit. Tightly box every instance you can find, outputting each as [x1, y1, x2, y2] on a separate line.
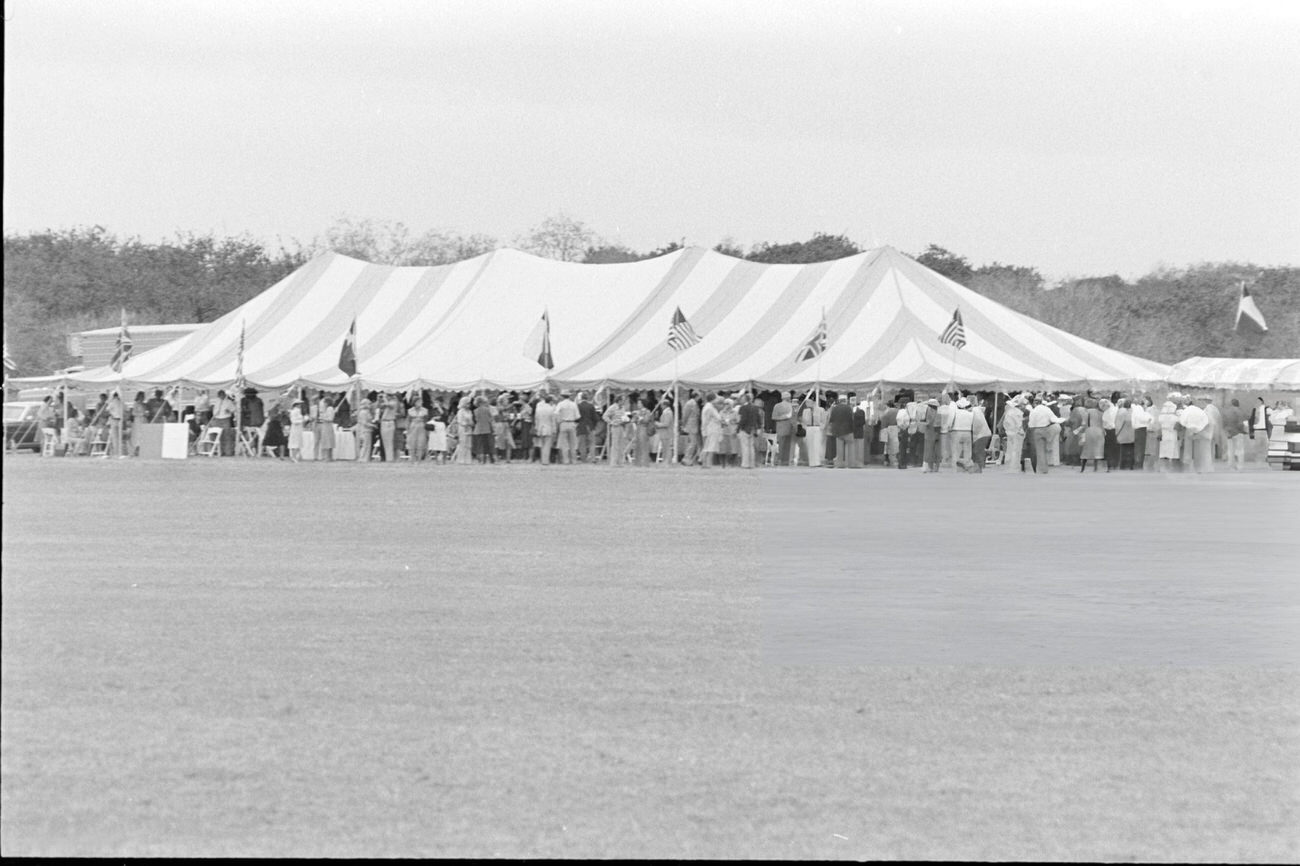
[576, 391, 600, 462]
[849, 393, 867, 467]
[829, 394, 854, 468]
[1248, 397, 1272, 464]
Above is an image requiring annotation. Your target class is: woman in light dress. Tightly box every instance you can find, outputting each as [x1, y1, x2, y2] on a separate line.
[1001, 397, 1025, 471]
[429, 398, 448, 463]
[288, 398, 306, 462]
[1143, 396, 1160, 470]
[493, 395, 515, 463]
[315, 394, 336, 461]
[455, 397, 475, 464]
[720, 397, 740, 467]
[602, 395, 630, 466]
[1077, 398, 1105, 472]
[406, 394, 429, 462]
[1158, 400, 1181, 470]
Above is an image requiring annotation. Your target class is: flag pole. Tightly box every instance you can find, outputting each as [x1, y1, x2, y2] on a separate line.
[672, 352, 680, 466]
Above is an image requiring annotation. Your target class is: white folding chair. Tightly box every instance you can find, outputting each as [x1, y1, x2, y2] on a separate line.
[237, 427, 261, 457]
[763, 434, 778, 466]
[88, 428, 110, 457]
[41, 428, 59, 457]
[196, 426, 222, 457]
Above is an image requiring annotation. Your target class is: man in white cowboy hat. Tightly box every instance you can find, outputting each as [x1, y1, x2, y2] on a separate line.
[1044, 394, 1063, 467]
[937, 391, 956, 468]
[951, 396, 975, 471]
[1026, 393, 1060, 474]
[554, 390, 579, 464]
[922, 396, 942, 472]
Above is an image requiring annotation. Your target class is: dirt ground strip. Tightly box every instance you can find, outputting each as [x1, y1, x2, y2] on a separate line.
[2, 455, 1297, 860]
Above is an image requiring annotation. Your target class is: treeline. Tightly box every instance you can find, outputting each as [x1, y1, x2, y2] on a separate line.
[4, 217, 1296, 375]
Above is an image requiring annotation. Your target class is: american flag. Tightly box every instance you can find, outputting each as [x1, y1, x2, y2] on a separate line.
[794, 310, 827, 363]
[110, 309, 133, 373]
[667, 307, 701, 352]
[940, 308, 966, 350]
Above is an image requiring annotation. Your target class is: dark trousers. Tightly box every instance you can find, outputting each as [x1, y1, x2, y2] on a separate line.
[776, 431, 794, 466]
[1104, 429, 1120, 469]
[907, 431, 925, 468]
[923, 429, 940, 467]
[1119, 443, 1136, 470]
[1133, 428, 1147, 466]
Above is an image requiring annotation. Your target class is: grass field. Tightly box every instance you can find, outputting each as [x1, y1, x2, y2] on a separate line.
[2, 456, 1298, 859]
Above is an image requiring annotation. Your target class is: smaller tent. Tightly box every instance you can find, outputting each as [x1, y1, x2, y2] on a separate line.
[1166, 357, 1300, 392]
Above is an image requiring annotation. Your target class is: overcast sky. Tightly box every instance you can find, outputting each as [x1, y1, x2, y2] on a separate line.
[4, 0, 1298, 278]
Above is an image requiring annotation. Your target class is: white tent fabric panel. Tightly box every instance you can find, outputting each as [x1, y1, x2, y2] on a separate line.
[1166, 356, 1300, 391]
[36, 245, 1171, 393]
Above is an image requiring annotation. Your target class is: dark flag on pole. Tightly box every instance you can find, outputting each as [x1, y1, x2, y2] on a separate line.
[338, 318, 358, 376]
[111, 308, 133, 373]
[523, 309, 555, 370]
[794, 309, 828, 363]
[940, 308, 966, 350]
[1234, 281, 1268, 333]
[667, 306, 702, 352]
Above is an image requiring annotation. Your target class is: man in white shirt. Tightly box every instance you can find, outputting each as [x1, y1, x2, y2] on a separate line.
[1026, 395, 1060, 474]
[700, 393, 722, 469]
[553, 391, 579, 464]
[937, 392, 957, 468]
[892, 400, 909, 469]
[970, 398, 992, 473]
[951, 397, 975, 471]
[1188, 395, 1215, 473]
[212, 388, 236, 456]
[1001, 397, 1026, 472]
[1129, 397, 1150, 467]
[1204, 399, 1224, 464]
[533, 394, 558, 464]
[771, 391, 795, 466]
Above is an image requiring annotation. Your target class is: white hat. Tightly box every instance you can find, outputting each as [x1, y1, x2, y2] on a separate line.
[955, 397, 970, 408]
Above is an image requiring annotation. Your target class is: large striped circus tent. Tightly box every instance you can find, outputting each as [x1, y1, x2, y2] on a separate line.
[38, 245, 1170, 393]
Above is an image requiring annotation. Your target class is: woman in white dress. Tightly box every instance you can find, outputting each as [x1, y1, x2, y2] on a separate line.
[429, 399, 448, 463]
[315, 395, 336, 461]
[406, 396, 429, 463]
[454, 398, 475, 465]
[1157, 400, 1180, 470]
[288, 399, 306, 462]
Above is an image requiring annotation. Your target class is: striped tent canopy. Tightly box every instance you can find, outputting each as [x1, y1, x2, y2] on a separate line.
[29, 245, 1170, 392]
[551, 245, 1169, 391]
[1166, 356, 1300, 392]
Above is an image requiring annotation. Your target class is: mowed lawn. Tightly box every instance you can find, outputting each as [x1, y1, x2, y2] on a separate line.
[2, 455, 1297, 860]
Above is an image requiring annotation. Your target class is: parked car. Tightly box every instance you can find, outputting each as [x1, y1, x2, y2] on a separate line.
[4, 401, 45, 451]
[1266, 419, 1300, 470]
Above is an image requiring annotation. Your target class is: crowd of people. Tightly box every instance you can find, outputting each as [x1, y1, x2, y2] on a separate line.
[24, 383, 1295, 473]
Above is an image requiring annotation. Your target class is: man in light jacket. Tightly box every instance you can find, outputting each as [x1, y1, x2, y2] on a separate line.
[771, 391, 795, 466]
